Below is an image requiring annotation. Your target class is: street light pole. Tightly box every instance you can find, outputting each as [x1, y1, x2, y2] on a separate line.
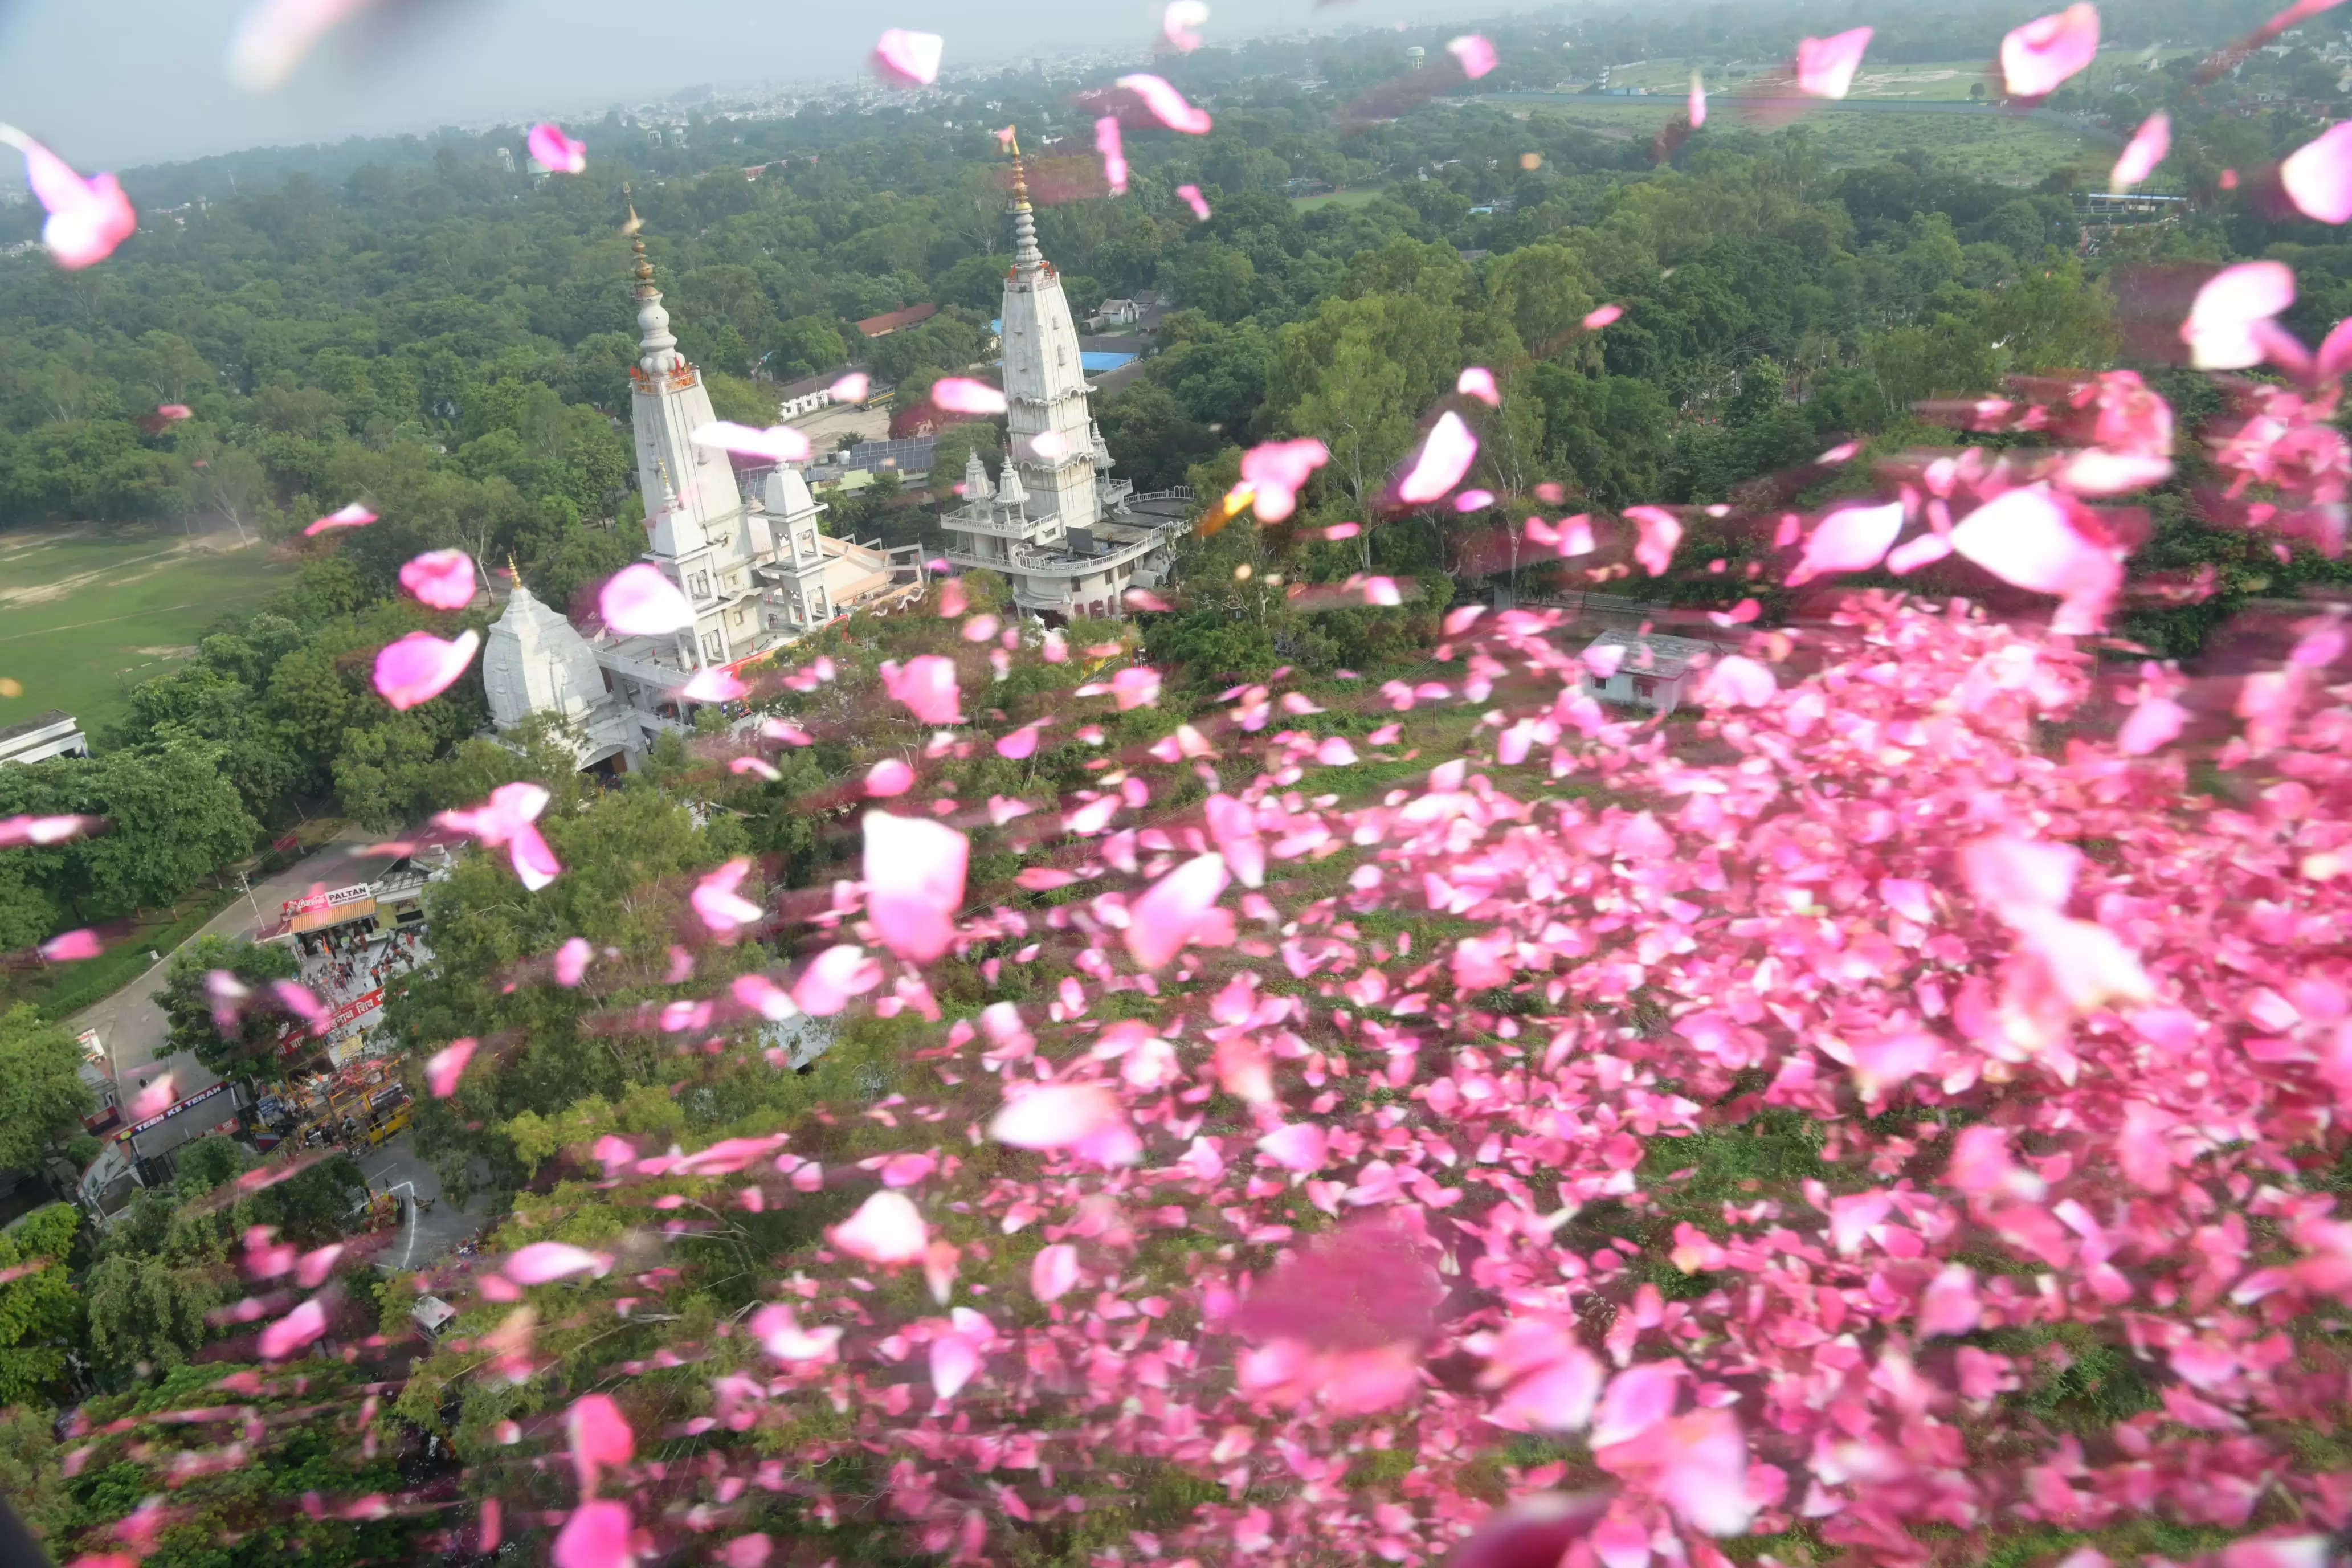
[239, 871, 262, 925]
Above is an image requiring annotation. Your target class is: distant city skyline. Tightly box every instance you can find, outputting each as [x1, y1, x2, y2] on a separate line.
[0, 0, 1517, 175]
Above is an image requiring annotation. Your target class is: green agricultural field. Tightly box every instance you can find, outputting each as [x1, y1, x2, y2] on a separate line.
[1527, 97, 2101, 186]
[0, 526, 296, 740]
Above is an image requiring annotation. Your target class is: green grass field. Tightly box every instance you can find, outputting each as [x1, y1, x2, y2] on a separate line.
[1598, 49, 2188, 101]
[1528, 98, 2100, 186]
[0, 526, 296, 741]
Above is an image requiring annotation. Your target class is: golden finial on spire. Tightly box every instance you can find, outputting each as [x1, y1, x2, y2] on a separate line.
[1006, 128, 1032, 213]
[508, 552, 521, 585]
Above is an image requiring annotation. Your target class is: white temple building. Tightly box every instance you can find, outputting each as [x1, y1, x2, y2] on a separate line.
[482, 220, 925, 771]
[940, 148, 1191, 621]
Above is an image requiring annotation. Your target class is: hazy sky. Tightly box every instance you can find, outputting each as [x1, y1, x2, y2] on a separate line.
[0, 0, 1509, 172]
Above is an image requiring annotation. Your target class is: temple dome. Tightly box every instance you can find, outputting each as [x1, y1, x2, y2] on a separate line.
[481, 581, 608, 730]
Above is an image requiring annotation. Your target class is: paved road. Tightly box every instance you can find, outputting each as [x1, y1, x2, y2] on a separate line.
[71, 826, 386, 1159]
[357, 1132, 489, 1275]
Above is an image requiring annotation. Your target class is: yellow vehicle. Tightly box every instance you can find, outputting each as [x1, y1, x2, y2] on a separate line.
[364, 1100, 414, 1146]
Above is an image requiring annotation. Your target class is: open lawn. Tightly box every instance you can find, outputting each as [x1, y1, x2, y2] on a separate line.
[0, 525, 296, 741]
[1598, 47, 2188, 101]
[1528, 97, 2102, 186]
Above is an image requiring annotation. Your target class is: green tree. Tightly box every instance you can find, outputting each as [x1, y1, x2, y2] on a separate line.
[157, 936, 301, 1081]
[84, 1252, 222, 1384]
[0, 1007, 94, 1175]
[0, 1204, 80, 1403]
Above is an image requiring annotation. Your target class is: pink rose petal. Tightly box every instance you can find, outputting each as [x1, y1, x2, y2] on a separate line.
[872, 28, 944, 87]
[1177, 183, 1212, 221]
[1785, 501, 1902, 586]
[1162, 0, 1208, 50]
[679, 667, 749, 704]
[1627, 505, 1683, 577]
[1125, 852, 1230, 970]
[1886, 533, 1953, 574]
[1457, 366, 1500, 406]
[504, 1242, 614, 1285]
[1448, 34, 1498, 79]
[0, 127, 137, 270]
[881, 655, 962, 725]
[2283, 121, 2352, 224]
[1700, 655, 1777, 707]
[399, 549, 475, 611]
[599, 564, 694, 636]
[829, 371, 871, 402]
[1582, 303, 1623, 330]
[691, 421, 810, 464]
[553, 1500, 633, 1568]
[0, 814, 95, 848]
[567, 1394, 634, 1493]
[157, 403, 193, 422]
[793, 945, 883, 1015]
[2182, 261, 2296, 370]
[1689, 71, 1707, 127]
[424, 1038, 476, 1097]
[258, 1296, 329, 1361]
[39, 928, 103, 962]
[1111, 666, 1163, 710]
[692, 858, 765, 937]
[303, 501, 377, 536]
[1095, 116, 1129, 196]
[1397, 411, 1479, 505]
[553, 937, 593, 987]
[865, 758, 916, 797]
[1795, 26, 1873, 99]
[930, 378, 1007, 415]
[2000, 4, 2100, 98]
[373, 630, 480, 710]
[864, 811, 968, 962]
[2119, 695, 2187, 754]
[1031, 1243, 1081, 1302]
[527, 123, 588, 175]
[828, 1190, 927, 1264]
[1238, 438, 1328, 522]
[129, 1073, 175, 1119]
[1117, 72, 1214, 133]
[2111, 112, 2170, 191]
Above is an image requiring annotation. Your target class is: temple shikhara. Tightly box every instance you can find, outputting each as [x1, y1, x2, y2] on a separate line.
[940, 144, 1191, 619]
[482, 217, 925, 770]
[485, 161, 1190, 771]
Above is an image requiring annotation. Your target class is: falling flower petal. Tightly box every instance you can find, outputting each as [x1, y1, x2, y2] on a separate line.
[1256, 1122, 1329, 1171]
[829, 371, 871, 402]
[793, 945, 883, 1015]
[1162, 0, 1208, 48]
[2182, 261, 2296, 370]
[1795, 27, 1873, 99]
[425, 1038, 476, 1097]
[1949, 484, 2121, 623]
[679, 667, 749, 704]
[1398, 411, 1479, 505]
[1786, 501, 1903, 586]
[553, 1500, 634, 1568]
[872, 28, 944, 87]
[691, 421, 810, 464]
[303, 501, 377, 536]
[1095, 117, 1129, 195]
[1111, 666, 1163, 710]
[258, 1297, 328, 1361]
[1886, 533, 1954, 574]
[881, 655, 962, 725]
[865, 758, 916, 797]
[373, 630, 480, 711]
[436, 782, 561, 889]
[1457, 366, 1500, 406]
[527, 123, 588, 175]
[504, 1243, 615, 1285]
[692, 859, 765, 937]
[931, 378, 1008, 415]
[1238, 438, 1328, 522]
[567, 1394, 635, 1494]
[1627, 506, 1683, 577]
[399, 550, 475, 611]
[2000, 4, 2100, 98]
[2119, 695, 2188, 754]
[1177, 183, 1211, 220]
[864, 811, 969, 963]
[1582, 303, 1624, 330]
[992, 1083, 1125, 1152]
[1117, 73, 1214, 133]
[829, 1190, 928, 1264]
[554, 938, 594, 987]
[0, 125, 137, 270]
[1700, 655, 1777, 707]
[1689, 71, 1707, 126]
[129, 1074, 175, 1119]
[1448, 35, 1498, 79]
[39, 928, 103, 962]
[750, 1303, 842, 1363]
[2284, 122, 2352, 224]
[2112, 112, 2170, 190]
[1125, 852, 1230, 970]
[0, 814, 95, 848]
[599, 564, 694, 636]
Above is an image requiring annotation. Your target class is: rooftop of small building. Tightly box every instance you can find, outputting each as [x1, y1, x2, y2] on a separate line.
[1581, 628, 1727, 679]
[0, 709, 79, 746]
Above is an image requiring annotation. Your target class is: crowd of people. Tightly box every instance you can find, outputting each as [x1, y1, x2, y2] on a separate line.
[292, 920, 430, 1012]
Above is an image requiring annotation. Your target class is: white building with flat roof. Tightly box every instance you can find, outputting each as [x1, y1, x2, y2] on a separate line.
[1581, 630, 1727, 714]
[0, 710, 88, 766]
